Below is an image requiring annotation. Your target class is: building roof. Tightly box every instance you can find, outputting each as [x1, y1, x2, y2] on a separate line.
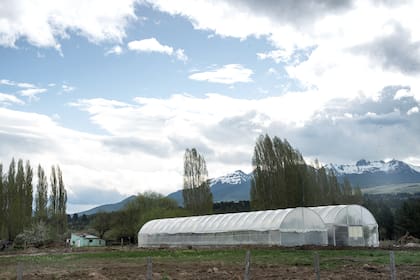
[72, 233, 101, 239]
[310, 205, 377, 226]
[139, 207, 327, 235]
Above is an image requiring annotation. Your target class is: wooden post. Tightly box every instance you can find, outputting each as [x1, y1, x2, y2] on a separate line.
[244, 250, 251, 280]
[121, 238, 123, 248]
[390, 251, 396, 280]
[17, 262, 23, 280]
[146, 256, 153, 280]
[314, 252, 320, 280]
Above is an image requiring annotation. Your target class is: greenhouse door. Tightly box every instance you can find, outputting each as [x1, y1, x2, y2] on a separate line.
[348, 226, 364, 246]
[334, 225, 348, 246]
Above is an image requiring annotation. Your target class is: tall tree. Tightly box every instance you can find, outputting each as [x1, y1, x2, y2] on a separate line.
[0, 163, 4, 238]
[48, 165, 67, 237]
[251, 134, 359, 210]
[24, 160, 33, 228]
[182, 148, 213, 215]
[57, 166, 67, 235]
[342, 177, 353, 204]
[251, 135, 308, 210]
[15, 159, 25, 235]
[49, 165, 58, 217]
[6, 158, 16, 240]
[35, 164, 48, 223]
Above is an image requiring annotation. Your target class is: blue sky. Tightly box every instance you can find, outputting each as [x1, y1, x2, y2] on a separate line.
[1, 0, 420, 213]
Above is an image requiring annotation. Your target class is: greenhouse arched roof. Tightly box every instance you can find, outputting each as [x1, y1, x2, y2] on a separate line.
[310, 205, 377, 226]
[139, 207, 326, 235]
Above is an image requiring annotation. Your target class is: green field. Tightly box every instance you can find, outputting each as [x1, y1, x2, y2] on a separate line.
[362, 183, 420, 195]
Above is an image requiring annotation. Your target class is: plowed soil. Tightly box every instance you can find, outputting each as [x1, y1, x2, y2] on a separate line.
[3, 259, 420, 279]
[1, 247, 420, 279]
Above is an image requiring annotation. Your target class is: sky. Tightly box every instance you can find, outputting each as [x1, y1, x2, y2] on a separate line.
[1, 0, 420, 213]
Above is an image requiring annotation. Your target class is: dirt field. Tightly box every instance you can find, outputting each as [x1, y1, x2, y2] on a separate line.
[8, 261, 420, 280]
[1, 247, 420, 279]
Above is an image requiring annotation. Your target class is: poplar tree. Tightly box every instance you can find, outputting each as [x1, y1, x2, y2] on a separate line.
[57, 166, 67, 234]
[35, 164, 48, 223]
[251, 134, 359, 210]
[6, 158, 16, 240]
[251, 135, 307, 210]
[49, 165, 58, 216]
[24, 160, 33, 227]
[0, 163, 4, 238]
[15, 159, 26, 235]
[182, 148, 213, 215]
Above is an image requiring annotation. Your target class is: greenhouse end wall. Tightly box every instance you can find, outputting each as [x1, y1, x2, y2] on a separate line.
[311, 205, 379, 247]
[138, 207, 328, 247]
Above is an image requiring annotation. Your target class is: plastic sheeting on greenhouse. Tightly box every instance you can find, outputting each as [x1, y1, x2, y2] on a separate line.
[311, 205, 379, 247]
[138, 207, 328, 247]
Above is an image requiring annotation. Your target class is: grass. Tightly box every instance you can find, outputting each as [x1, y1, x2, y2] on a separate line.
[362, 183, 420, 195]
[2, 247, 420, 270]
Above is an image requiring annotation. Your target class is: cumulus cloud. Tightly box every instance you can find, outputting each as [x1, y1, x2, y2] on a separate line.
[3, 85, 420, 212]
[0, 106, 184, 213]
[0, 79, 15, 86]
[274, 86, 420, 164]
[127, 37, 188, 61]
[257, 47, 315, 65]
[351, 23, 420, 75]
[145, 0, 420, 102]
[19, 88, 47, 99]
[0, 0, 139, 49]
[407, 106, 419, 115]
[0, 92, 24, 105]
[128, 38, 172, 54]
[189, 64, 253, 84]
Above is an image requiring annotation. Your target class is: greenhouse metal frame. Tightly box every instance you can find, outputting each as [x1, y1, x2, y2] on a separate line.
[311, 205, 379, 247]
[138, 207, 328, 247]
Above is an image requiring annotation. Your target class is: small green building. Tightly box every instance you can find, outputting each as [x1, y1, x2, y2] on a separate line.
[70, 233, 105, 247]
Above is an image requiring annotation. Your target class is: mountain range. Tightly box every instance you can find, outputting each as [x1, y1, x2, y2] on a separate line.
[167, 170, 252, 206]
[77, 159, 420, 215]
[327, 159, 420, 187]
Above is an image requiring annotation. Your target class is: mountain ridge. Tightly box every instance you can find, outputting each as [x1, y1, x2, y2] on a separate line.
[327, 159, 420, 187]
[167, 170, 252, 206]
[75, 159, 420, 215]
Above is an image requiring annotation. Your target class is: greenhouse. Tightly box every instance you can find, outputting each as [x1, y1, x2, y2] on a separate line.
[311, 205, 379, 247]
[138, 207, 328, 247]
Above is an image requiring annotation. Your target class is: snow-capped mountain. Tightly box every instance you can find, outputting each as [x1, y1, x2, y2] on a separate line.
[167, 170, 252, 205]
[326, 159, 420, 188]
[209, 170, 252, 186]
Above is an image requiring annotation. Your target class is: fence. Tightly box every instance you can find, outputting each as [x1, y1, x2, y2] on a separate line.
[142, 250, 398, 280]
[10, 249, 404, 279]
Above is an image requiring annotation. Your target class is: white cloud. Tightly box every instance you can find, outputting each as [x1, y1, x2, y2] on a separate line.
[0, 79, 16, 86]
[0, 0, 139, 49]
[105, 45, 123, 56]
[175, 49, 188, 62]
[407, 106, 419, 115]
[394, 88, 413, 100]
[19, 88, 47, 99]
[189, 64, 253, 84]
[17, 82, 36, 89]
[0, 92, 24, 105]
[146, 0, 420, 102]
[3, 87, 420, 212]
[128, 38, 172, 54]
[127, 37, 188, 61]
[61, 84, 75, 93]
[257, 49, 294, 64]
